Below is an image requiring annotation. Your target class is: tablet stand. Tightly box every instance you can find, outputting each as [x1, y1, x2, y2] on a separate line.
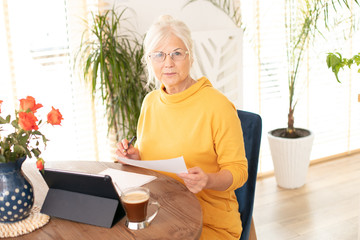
[40, 169, 125, 228]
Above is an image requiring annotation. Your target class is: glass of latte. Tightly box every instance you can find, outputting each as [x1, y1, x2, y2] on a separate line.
[121, 187, 160, 230]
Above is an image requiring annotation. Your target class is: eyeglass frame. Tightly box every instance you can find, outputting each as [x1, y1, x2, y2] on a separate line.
[148, 48, 189, 63]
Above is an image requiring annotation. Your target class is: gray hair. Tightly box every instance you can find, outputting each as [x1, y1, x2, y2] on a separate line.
[143, 15, 194, 86]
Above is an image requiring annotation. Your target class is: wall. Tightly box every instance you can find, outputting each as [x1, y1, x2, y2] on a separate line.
[107, 0, 238, 34]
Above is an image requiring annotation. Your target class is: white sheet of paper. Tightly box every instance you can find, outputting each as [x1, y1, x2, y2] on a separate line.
[116, 156, 188, 174]
[99, 168, 157, 192]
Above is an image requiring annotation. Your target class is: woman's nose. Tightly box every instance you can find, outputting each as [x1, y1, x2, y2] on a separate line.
[163, 54, 175, 66]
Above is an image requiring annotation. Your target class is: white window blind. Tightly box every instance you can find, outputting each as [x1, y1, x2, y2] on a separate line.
[0, 0, 113, 163]
[241, 0, 360, 174]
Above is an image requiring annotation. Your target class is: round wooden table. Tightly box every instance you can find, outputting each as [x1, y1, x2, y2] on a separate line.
[14, 161, 202, 240]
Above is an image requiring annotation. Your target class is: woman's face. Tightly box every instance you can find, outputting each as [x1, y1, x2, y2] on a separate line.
[150, 34, 192, 94]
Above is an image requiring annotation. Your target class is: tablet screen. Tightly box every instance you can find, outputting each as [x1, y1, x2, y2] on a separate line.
[41, 168, 119, 200]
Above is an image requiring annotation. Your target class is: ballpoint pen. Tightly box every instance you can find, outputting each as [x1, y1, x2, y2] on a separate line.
[123, 136, 136, 153]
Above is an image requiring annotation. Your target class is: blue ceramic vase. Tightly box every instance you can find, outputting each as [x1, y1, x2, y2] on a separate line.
[0, 157, 34, 223]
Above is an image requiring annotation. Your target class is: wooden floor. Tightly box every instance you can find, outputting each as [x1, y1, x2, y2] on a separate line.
[253, 152, 360, 240]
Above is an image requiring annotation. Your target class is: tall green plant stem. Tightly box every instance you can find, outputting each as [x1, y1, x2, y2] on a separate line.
[285, 0, 321, 136]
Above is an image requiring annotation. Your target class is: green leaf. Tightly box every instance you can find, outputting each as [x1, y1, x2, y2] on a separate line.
[31, 148, 41, 158]
[19, 133, 29, 145]
[327, 52, 360, 83]
[33, 130, 42, 135]
[347, 59, 354, 68]
[14, 144, 26, 155]
[42, 135, 48, 145]
[0, 116, 7, 124]
[353, 54, 360, 65]
[0, 155, 6, 163]
[326, 53, 343, 83]
[11, 120, 19, 129]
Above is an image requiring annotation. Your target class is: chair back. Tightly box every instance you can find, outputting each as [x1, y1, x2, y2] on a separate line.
[235, 110, 262, 240]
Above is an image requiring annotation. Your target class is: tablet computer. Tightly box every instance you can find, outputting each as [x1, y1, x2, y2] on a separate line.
[40, 168, 125, 228]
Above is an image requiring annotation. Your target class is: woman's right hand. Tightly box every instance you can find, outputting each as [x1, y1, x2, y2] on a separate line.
[115, 139, 141, 163]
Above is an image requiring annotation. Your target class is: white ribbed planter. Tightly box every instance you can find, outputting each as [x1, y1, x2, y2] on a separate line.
[268, 129, 314, 189]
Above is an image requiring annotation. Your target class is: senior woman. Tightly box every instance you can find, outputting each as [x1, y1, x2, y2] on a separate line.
[116, 15, 248, 240]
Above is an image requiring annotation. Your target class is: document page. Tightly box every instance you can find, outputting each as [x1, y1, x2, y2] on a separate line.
[99, 168, 157, 192]
[116, 156, 188, 174]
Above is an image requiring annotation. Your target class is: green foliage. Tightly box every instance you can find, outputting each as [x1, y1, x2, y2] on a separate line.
[0, 113, 48, 163]
[74, 8, 154, 141]
[326, 52, 360, 83]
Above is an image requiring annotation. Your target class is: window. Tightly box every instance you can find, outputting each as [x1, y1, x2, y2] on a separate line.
[0, 0, 113, 163]
[241, 0, 360, 174]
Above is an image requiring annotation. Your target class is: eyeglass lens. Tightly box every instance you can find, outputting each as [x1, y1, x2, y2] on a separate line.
[149, 49, 188, 62]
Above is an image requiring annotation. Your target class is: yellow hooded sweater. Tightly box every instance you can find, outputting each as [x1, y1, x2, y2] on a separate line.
[136, 77, 248, 239]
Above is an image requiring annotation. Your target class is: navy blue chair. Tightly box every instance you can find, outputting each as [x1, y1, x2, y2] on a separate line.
[235, 110, 262, 240]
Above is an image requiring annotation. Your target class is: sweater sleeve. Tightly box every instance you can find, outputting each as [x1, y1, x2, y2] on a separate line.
[212, 99, 248, 192]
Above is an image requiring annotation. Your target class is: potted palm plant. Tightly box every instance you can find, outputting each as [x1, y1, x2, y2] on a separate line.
[267, 0, 359, 189]
[74, 8, 153, 142]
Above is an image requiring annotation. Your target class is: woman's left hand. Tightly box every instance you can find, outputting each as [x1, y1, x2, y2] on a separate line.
[177, 167, 208, 193]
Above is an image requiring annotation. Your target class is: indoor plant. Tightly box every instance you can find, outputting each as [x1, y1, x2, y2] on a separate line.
[326, 52, 360, 102]
[74, 8, 153, 142]
[326, 52, 360, 82]
[0, 96, 63, 223]
[0, 96, 63, 166]
[267, 0, 322, 189]
[267, 0, 358, 188]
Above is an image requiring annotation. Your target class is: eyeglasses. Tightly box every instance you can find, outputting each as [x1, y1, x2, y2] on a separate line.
[148, 49, 189, 63]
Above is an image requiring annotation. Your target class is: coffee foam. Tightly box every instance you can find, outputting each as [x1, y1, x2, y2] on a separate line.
[122, 191, 149, 204]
